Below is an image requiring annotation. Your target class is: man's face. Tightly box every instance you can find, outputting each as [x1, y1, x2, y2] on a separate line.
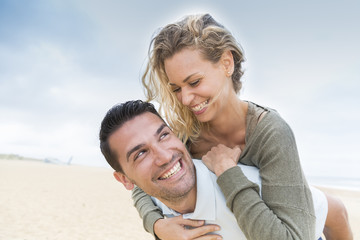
[109, 112, 195, 202]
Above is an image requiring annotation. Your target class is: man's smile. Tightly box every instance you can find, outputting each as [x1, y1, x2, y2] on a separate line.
[159, 160, 182, 180]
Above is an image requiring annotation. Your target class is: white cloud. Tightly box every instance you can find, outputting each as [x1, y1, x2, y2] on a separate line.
[0, 1, 359, 174]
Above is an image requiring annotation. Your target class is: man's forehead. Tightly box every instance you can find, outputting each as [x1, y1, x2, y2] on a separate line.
[113, 112, 164, 151]
[126, 112, 164, 132]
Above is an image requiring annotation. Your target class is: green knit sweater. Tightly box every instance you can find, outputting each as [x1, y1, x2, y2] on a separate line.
[131, 101, 316, 240]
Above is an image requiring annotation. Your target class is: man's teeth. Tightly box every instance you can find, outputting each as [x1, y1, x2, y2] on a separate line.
[160, 161, 181, 180]
[192, 100, 208, 112]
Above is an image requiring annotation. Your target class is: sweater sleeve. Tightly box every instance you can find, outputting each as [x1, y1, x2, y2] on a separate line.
[217, 112, 316, 240]
[132, 185, 164, 238]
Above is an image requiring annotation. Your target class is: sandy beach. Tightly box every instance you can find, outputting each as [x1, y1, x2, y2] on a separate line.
[0, 158, 359, 240]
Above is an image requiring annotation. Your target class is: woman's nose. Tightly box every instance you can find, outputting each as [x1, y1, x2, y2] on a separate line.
[180, 88, 194, 106]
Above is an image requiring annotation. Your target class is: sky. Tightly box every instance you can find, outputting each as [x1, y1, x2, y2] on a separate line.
[0, 0, 359, 180]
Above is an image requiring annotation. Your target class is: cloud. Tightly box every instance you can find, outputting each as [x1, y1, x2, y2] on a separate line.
[0, 0, 359, 170]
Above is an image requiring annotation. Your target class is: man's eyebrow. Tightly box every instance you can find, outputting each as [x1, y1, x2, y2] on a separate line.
[126, 144, 144, 162]
[125, 123, 168, 161]
[156, 123, 168, 136]
[168, 73, 198, 86]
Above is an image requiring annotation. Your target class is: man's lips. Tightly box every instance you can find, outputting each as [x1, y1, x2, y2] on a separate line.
[159, 160, 182, 180]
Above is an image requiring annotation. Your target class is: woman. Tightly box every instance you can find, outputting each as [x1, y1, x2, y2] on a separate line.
[135, 13, 352, 239]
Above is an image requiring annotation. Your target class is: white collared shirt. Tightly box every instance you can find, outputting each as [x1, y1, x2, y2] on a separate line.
[152, 160, 327, 239]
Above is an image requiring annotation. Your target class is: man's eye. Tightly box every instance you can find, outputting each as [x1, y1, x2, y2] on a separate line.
[160, 132, 169, 140]
[134, 150, 146, 161]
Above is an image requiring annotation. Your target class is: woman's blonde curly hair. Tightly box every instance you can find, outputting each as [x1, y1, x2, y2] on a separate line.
[142, 13, 245, 144]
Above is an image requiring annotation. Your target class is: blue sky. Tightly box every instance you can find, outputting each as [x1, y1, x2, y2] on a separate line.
[0, 0, 359, 178]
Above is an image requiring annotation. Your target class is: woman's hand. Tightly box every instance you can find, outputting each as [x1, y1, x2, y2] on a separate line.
[154, 216, 222, 240]
[202, 144, 241, 177]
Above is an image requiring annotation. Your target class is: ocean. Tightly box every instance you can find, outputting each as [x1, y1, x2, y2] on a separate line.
[302, 157, 360, 191]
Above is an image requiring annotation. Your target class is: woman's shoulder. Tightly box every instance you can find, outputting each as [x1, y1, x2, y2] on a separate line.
[246, 101, 293, 138]
[246, 101, 282, 120]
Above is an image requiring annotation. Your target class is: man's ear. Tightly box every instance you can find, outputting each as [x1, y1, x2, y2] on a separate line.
[113, 171, 135, 190]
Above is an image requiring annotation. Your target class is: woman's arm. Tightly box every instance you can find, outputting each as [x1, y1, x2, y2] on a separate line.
[203, 112, 316, 240]
[132, 185, 221, 240]
[132, 186, 163, 237]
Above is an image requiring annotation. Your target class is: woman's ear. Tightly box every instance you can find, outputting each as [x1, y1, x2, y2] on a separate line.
[113, 171, 135, 190]
[221, 50, 234, 76]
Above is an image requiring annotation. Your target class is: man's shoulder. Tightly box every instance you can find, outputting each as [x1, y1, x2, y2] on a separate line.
[193, 159, 261, 187]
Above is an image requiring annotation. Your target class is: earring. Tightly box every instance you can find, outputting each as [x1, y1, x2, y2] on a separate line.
[227, 71, 231, 74]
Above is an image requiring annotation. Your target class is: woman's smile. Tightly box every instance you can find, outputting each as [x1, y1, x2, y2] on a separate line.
[191, 100, 209, 114]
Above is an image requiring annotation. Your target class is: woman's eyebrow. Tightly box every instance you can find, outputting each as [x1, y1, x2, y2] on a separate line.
[168, 73, 199, 85]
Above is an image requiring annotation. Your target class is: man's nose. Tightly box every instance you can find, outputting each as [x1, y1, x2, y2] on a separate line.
[153, 144, 173, 166]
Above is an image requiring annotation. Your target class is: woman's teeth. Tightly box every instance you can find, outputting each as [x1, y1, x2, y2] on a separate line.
[160, 161, 181, 180]
[192, 100, 208, 112]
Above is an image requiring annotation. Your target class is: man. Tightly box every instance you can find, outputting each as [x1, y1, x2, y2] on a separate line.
[99, 100, 328, 239]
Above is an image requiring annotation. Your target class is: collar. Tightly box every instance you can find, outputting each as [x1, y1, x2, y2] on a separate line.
[183, 160, 216, 221]
[158, 160, 216, 221]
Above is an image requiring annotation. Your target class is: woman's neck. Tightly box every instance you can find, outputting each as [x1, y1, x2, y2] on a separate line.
[207, 98, 247, 138]
[193, 98, 248, 153]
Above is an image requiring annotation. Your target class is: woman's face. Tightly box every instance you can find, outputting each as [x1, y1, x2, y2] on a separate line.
[164, 48, 234, 123]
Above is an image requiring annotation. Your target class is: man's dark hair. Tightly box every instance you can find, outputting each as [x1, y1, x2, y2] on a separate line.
[99, 100, 162, 173]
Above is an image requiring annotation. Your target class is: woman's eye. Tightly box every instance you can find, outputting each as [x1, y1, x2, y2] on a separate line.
[189, 79, 200, 87]
[172, 87, 181, 93]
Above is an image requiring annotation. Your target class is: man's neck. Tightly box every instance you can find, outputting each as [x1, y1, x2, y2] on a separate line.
[160, 181, 197, 214]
